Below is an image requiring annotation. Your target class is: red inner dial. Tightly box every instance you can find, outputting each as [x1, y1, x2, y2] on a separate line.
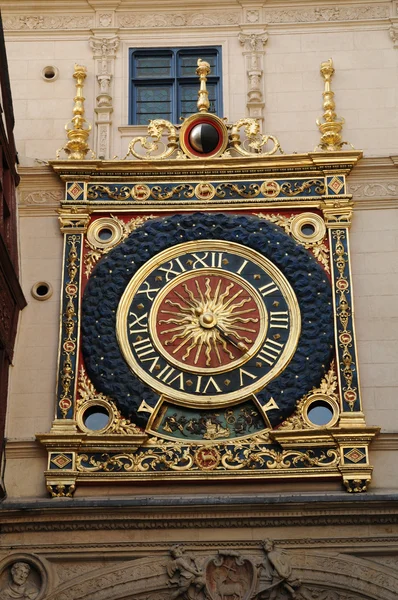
[154, 273, 263, 370]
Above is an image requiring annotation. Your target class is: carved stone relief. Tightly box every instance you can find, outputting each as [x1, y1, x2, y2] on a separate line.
[117, 12, 240, 28]
[3, 15, 94, 30]
[238, 32, 268, 120]
[20, 190, 63, 206]
[41, 543, 398, 600]
[263, 5, 389, 24]
[0, 560, 44, 600]
[89, 36, 120, 159]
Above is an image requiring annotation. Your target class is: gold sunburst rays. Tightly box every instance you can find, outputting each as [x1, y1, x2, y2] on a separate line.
[158, 277, 260, 366]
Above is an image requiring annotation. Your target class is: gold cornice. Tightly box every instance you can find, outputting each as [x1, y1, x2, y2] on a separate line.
[49, 150, 362, 181]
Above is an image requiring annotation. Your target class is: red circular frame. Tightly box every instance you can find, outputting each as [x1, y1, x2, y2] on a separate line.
[183, 117, 226, 158]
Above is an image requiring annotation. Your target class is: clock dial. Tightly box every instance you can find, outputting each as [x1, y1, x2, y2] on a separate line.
[116, 241, 300, 405]
[82, 212, 334, 428]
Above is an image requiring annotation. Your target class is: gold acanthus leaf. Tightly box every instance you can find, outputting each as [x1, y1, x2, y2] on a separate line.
[256, 212, 293, 234]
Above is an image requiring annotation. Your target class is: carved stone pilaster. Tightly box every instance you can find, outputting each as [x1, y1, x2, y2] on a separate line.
[390, 21, 398, 48]
[89, 36, 119, 159]
[238, 31, 268, 121]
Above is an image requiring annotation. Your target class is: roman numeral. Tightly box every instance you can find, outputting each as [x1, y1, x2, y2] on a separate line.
[236, 259, 248, 275]
[156, 365, 185, 389]
[259, 282, 279, 296]
[270, 311, 289, 329]
[132, 336, 156, 358]
[239, 368, 257, 387]
[136, 281, 160, 301]
[129, 312, 148, 334]
[190, 252, 225, 269]
[263, 397, 279, 412]
[158, 258, 186, 281]
[195, 376, 222, 394]
[258, 338, 284, 367]
[210, 252, 224, 268]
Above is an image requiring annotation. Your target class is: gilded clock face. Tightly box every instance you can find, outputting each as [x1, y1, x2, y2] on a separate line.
[82, 213, 334, 428]
[116, 241, 300, 405]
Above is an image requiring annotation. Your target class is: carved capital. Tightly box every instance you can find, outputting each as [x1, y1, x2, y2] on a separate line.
[238, 31, 268, 53]
[89, 36, 120, 58]
[322, 205, 353, 228]
[58, 207, 91, 233]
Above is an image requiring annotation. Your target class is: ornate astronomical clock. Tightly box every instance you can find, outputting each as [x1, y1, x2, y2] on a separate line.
[38, 59, 378, 497]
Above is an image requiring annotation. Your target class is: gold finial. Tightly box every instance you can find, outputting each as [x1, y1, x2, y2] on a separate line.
[196, 58, 211, 113]
[56, 64, 95, 160]
[316, 58, 346, 152]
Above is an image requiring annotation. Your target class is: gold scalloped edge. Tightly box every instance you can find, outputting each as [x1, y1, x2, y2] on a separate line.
[77, 367, 141, 435]
[279, 360, 338, 431]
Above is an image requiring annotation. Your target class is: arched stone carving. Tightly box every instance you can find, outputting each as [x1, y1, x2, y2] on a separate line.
[44, 549, 398, 600]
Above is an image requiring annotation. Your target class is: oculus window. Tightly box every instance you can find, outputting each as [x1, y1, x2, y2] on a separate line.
[129, 47, 222, 125]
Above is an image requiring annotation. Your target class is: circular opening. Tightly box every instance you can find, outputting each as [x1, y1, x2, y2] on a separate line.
[301, 223, 316, 236]
[36, 284, 49, 297]
[31, 281, 53, 301]
[98, 227, 113, 241]
[41, 66, 58, 82]
[307, 400, 334, 426]
[83, 405, 110, 431]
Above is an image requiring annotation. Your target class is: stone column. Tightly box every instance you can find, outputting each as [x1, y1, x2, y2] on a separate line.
[238, 31, 268, 121]
[89, 36, 119, 159]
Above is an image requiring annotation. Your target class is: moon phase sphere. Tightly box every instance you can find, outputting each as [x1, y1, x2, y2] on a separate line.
[189, 123, 219, 153]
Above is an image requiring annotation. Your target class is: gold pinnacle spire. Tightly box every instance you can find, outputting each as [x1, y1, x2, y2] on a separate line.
[57, 64, 94, 160]
[196, 58, 211, 113]
[316, 58, 346, 152]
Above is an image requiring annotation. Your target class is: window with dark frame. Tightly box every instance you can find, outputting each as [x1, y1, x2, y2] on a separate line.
[129, 47, 222, 125]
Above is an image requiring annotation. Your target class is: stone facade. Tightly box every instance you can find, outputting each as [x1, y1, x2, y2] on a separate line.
[1, 1, 398, 599]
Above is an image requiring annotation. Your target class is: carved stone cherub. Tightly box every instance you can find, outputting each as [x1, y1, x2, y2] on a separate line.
[258, 539, 301, 599]
[167, 544, 205, 600]
[1, 562, 39, 599]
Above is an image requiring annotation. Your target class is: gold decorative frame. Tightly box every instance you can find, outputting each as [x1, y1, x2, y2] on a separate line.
[37, 59, 378, 496]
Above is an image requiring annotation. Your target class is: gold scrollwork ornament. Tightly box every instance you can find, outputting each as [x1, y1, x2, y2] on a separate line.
[230, 118, 284, 157]
[123, 119, 179, 160]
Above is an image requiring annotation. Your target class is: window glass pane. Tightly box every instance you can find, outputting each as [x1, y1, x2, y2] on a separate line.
[136, 86, 172, 123]
[130, 47, 221, 124]
[179, 53, 217, 76]
[180, 83, 217, 118]
[135, 55, 172, 78]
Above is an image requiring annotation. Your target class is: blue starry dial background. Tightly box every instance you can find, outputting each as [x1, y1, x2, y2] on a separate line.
[82, 213, 334, 428]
